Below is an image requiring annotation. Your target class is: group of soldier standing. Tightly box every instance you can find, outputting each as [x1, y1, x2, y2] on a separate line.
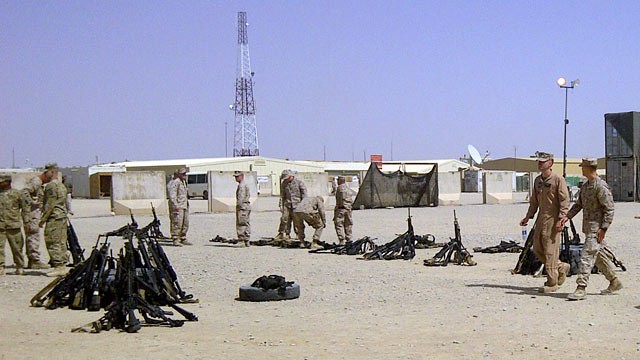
[0, 163, 71, 277]
[520, 152, 622, 300]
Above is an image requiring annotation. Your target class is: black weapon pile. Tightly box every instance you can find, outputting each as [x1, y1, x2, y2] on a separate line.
[424, 210, 476, 266]
[210, 235, 304, 248]
[473, 240, 524, 254]
[32, 207, 198, 333]
[362, 209, 416, 260]
[308, 236, 378, 255]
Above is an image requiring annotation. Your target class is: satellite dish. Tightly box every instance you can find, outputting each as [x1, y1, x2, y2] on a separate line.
[468, 144, 482, 165]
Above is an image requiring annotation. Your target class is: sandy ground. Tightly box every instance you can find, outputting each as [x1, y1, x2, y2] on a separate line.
[1, 194, 639, 359]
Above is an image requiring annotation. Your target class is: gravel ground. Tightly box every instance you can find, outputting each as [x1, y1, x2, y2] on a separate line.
[1, 194, 639, 359]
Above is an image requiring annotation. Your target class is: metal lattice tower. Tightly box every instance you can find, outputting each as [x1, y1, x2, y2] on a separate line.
[232, 11, 259, 157]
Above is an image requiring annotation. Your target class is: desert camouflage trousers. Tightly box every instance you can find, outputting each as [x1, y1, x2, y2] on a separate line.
[576, 232, 617, 287]
[277, 206, 293, 236]
[293, 212, 323, 242]
[24, 209, 42, 262]
[333, 209, 353, 243]
[0, 228, 25, 269]
[236, 209, 251, 241]
[169, 208, 189, 240]
[44, 218, 69, 267]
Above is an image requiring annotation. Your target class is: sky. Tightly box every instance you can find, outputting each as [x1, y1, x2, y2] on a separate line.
[2, 1, 640, 168]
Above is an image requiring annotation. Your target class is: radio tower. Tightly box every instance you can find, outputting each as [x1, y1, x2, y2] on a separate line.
[232, 11, 259, 157]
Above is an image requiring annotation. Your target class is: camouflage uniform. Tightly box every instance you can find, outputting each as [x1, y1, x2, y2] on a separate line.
[566, 176, 616, 288]
[525, 172, 570, 287]
[278, 173, 307, 238]
[22, 175, 45, 265]
[293, 196, 326, 245]
[167, 175, 189, 244]
[0, 178, 32, 273]
[235, 176, 251, 243]
[41, 179, 69, 267]
[333, 182, 353, 244]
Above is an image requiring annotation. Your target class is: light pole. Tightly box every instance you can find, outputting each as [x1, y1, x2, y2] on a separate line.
[556, 77, 580, 178]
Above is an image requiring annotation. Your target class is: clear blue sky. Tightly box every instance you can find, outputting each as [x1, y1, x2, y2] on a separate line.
[2, 1, 639, 167]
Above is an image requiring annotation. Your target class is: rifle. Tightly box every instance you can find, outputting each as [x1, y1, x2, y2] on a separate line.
[100, 210, 138, 240]
[67, 219, 85, 265]
[363, 208, 415, 260]
[424, 210, 476, 266]
[136, 204, 168, 240]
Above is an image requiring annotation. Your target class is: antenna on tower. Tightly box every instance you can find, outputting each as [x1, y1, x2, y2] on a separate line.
[231, 11, 260, 157]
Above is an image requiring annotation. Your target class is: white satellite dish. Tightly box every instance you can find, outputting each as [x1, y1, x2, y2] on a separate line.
[468, 144, 482, 165]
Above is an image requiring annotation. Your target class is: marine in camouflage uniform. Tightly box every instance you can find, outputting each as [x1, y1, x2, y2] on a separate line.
[167, 167, 191, 246]
[22, 169, 51, 269]
[519, 152, 571, 293]
[277, 170, 307, 239]
[0, 175, 32, 275]
[39, 164, 70, 276]
[234, 171, 251, 246]
[561, 158, 620, 300]
[333, 176, 354, 244]
[293, 196, 326, 248]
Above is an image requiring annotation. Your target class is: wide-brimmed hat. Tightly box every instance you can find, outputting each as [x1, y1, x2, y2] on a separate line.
[536, 152, 553, 162]
[579, 158, 598, 168]
[233, 171, 243, 177]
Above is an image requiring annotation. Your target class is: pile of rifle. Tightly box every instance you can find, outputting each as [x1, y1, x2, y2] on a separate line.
[32, 207, 198, 333]
[473, 240, 524, 254]
[362, 209, 416, 260]
[424, 210, 476, 266]
[308, 236, 377, 255]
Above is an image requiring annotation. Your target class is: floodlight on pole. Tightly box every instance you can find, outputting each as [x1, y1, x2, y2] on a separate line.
[557, 77, 579, 178]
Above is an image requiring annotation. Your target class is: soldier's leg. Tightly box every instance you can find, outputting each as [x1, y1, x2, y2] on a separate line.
[310, 214, 323, 242]
[236, 209, 251, 242]
[25, 210, 42, 262]
[532, 231, 545, 264]
[44, 219, 69, 267]
[284, 206, 293, 236]
[293, 213, 305, 241]
[333, 210, 345, 243]
[180, 210, 191, 245]
[543, 234, 561, 287]
[595, 247, 617, 282]
[575, 233, 598, 288]
[0, 230, 7, 272]
[344, 211, 353, 242]
[6, 229, 25, 271]
[170, 210, 181, 239]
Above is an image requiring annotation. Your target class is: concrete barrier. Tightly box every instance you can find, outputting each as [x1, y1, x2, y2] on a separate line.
[438, 171, 461, 205]
[208, 171, 258, 212]
[111, 171, 168, 215]
[482, 171, 514, 204]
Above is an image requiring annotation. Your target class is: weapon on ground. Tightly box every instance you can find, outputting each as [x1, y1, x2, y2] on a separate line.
[511, 226, 542, 275]
[424, 210, 476, 266]
[362, 208, 416, 260]
[67, 219, 85, 265]
[308, 236, 378, 255]
[414, 234, 444, 249]
[473, 240, 524, 254]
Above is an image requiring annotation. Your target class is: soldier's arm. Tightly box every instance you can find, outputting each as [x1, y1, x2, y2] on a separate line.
[20, 191, 32, 224]
[40, 185, 54, 224]
[598, 186, 615, 230]
[566, 188, 583, 220]
[557, 176, 570, 217]
[299, 181, 307, 199]
[167, 181, 178, 208]
[522, 180, 539, 222]
[318, 199, 326, 225]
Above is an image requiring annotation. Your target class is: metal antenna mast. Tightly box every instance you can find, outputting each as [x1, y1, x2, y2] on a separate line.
[232, 11, 259, 157]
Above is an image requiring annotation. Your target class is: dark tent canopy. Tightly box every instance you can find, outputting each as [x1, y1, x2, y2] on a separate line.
[353, 163, 439, 209]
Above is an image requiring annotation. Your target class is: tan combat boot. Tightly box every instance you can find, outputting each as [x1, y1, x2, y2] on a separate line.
[14, 268, 25, 275]
[310, 241, 323, 250]
[46, 266, 70, 278]
[568, 286, 587, 300]
[558, 263, 571, 286]
[538, 282, 558, 293]
[28, 260, 50, 270]
[173, 238, 183, 247]
[0, 267, 4, 276]
[601, 278, 623, 295]
[181, 239, 193, 246]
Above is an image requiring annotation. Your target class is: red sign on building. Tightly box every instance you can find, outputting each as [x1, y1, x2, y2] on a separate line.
[370, 154, 383, 169]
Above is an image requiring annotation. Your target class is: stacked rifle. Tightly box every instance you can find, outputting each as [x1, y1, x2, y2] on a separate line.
[362, 209, 416, 260]
[424, 210, 476, 266]
[32, 206, 198, 333]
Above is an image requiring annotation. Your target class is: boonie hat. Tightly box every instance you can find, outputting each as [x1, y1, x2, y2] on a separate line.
[44, 162, 58, 171]
[177, 167, 187, 175]
[233, 171, 243, 177]
[536, 152, 553, 162]
[579, 158, 598, 168]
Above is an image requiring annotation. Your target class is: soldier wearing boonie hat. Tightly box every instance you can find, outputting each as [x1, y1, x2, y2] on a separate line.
[561, 157, 620, 300]
[519, 151, 571, 293]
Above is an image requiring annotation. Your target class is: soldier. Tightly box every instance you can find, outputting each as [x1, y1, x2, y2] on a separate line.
[559, 158, 621, 300]
[167, 167, 191, 246]
[39, 163, 70, 277]
[0, 174, 32, 275]
[519, 152, 571, 293]
[21, 165, 53, 269]
[234, 171, 251, 247]
[293, 196, 326, 249]
[276, 170, 307, 240]
[333, 176, 354, 244]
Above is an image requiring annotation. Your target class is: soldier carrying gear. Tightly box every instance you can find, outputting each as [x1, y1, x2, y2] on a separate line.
[276, 170, 307, 240]
[0, 174, 32, 275]
[560, 158, 621, 300]
[293, 196, 326, 249]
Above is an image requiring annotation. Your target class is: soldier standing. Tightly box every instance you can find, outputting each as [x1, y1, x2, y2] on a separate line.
[39, 163, 70, 277]
[276, 170, 307, 240]
[519, 152, 571, 293]
[293, 196, 326, 249]
[22, 165, 53, 269]
[333, 176, 354, 244]
[167, 167, 191, 246]
[559, 158, 621, 300]
[234, 171, 251, 247]
[0, 174, 32, 275]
